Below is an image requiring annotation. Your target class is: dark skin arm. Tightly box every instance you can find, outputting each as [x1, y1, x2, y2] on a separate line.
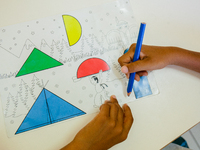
[60, 44, 200, 150]
[118, 44, 200, 81]
[61, 95, 133, 150]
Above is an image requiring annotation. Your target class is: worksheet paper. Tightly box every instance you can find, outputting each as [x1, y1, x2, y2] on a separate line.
[0, 0, 159, 137]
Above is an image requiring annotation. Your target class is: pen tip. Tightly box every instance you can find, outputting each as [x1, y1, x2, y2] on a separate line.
[127, 92, 131, 97]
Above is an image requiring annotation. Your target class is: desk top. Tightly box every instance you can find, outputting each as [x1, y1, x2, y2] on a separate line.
[0, 0, 200, 149]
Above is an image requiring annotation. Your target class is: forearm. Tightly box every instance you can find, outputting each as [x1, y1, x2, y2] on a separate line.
[60, 140, 87, 150]
[60, 140, 76, 150]
[170, 47, 200, 73]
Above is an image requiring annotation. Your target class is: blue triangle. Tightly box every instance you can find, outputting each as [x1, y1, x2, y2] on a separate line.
[44, 89, 86, 123]
[15, 89, 51, 134]
[15, 88, 86, 134]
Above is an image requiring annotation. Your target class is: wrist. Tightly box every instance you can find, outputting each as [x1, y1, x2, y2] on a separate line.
[61, 139, 90, 150]
[165, 46, 182, 66]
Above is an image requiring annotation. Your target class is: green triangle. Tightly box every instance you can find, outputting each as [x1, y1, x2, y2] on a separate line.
[16, 48, 63, 77]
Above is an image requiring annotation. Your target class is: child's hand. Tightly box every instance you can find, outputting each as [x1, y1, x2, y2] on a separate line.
[61, 95, 133, 150]
[118, 44, 174, 81]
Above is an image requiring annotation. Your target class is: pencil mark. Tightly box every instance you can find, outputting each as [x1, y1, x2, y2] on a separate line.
[89, 70, 109, 107]
[0, 39, 35, 58]
[66, 90, 70, 94]
[4, 75, 44, 118]
[0, 71, 18, 80]
[52, 71, 56, 75]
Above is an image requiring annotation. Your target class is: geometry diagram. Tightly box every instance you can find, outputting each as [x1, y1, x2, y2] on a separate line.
[15, 88, 86, 134]
[62, 15, 82, 46]
[77, 58, 110, 78]
[16, 48, 63, 77]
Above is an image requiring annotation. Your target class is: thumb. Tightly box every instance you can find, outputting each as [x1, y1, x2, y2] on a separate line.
[121, 58, 151, 74]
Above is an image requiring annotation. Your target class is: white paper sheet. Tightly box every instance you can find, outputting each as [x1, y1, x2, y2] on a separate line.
[0, 0, 159, 137]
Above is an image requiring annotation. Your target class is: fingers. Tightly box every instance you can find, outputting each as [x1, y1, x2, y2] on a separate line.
[121, 65, 148, 81]
[118, 43, 136, 66]
[134, 74, 140, 81]
[119, 43, 151, 74]
[137, 71, 148, 77]
[127, 59, 151, 73]
[99, 97, 133, 142]
[118, 51, 133, 67]
[102, 96, 124, 126]
[99, 102, 111, 117]
[110, 96, 124, 126]
[109, 96, 119, 122]
[121, 58, 151, 74]
[122, 104, 134, 135]
[100, 96, 133, 131]
[135, 71, 148, 81]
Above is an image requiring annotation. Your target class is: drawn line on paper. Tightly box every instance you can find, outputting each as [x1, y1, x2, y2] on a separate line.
[15, 88, 86, 134]
[16, 48, 63, 77]
[0, 39, 35, 58]
[4, 75, 44, 118]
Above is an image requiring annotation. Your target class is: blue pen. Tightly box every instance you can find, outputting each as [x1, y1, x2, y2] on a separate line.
[126, 23, 146, 96]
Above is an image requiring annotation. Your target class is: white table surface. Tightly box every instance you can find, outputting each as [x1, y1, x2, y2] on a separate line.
[1, 0, 200, 149]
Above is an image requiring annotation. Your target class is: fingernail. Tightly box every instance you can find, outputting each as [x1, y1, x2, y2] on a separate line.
[111, 95, 116, 99]
[121, 66, 128, 74]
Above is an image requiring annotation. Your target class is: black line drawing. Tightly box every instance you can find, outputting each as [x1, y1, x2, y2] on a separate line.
[0, 71, 18, 80]
[15, 88, 86, 134]
[89, 70, 109, 107]
[0, 39, 35, 58]
[105, 17, 137, 50]
[15, 48, 63, 77]
[0, 1, 147, 137]
[4, 75, 43, 118]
